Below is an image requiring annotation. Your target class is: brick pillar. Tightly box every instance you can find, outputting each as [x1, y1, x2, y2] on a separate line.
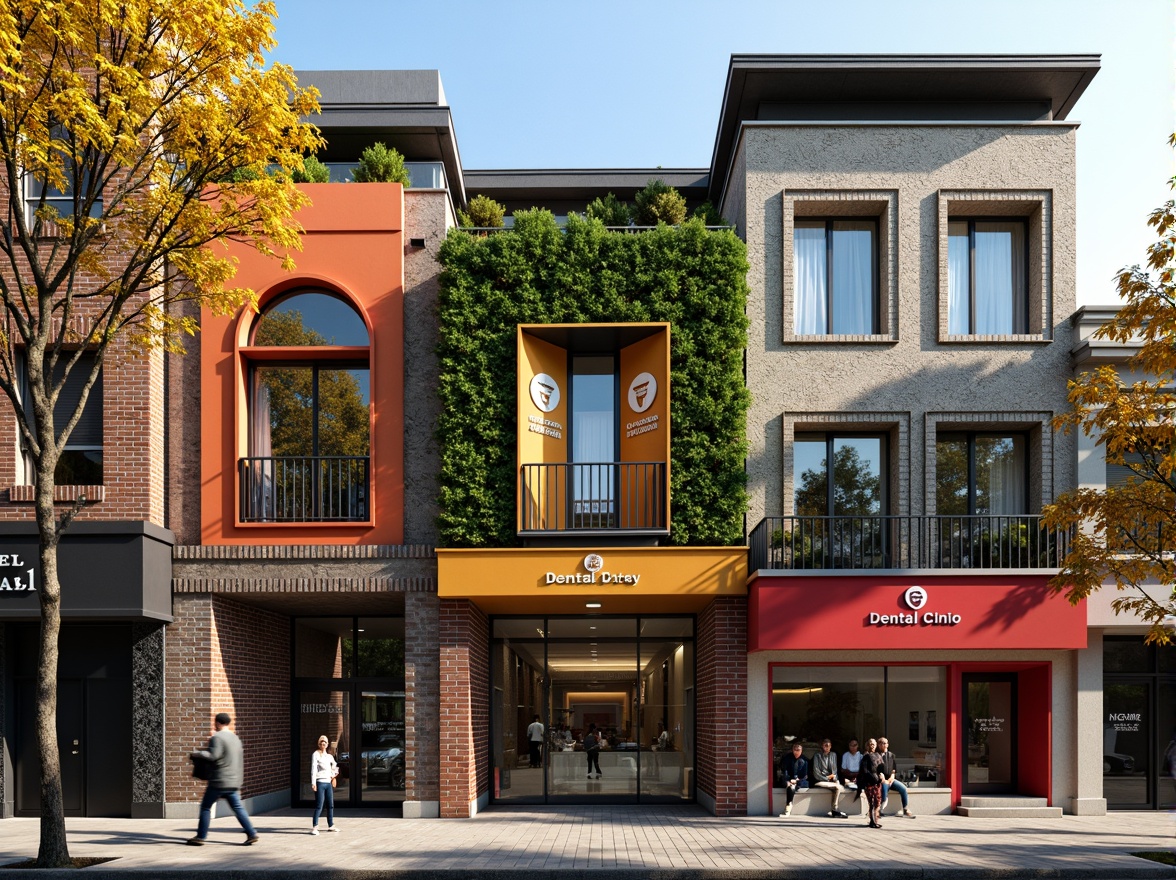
[697, 596, 747, 815]
[439, 599, 489, 818]
[405, 592, 440, 817]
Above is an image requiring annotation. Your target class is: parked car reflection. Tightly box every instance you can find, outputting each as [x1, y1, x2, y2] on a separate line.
[339, 734, 405, 790]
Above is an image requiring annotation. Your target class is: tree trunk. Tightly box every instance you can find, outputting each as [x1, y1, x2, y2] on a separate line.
[34, 471, 70, 867]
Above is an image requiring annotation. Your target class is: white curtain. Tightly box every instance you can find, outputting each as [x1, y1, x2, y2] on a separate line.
[794, 225, 827, 334]
[947, 222, 970, 334]
[573, 410, 613, 504]
[831, 223, 873, 334]
[250, 371, 274, 519]
[974, 222, 1026, 335]
[981, 436, 1026, 515]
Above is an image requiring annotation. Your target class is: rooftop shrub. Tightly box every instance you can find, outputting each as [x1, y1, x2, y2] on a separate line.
[352, 142, 410, 185]
[633, 179, 687, 226]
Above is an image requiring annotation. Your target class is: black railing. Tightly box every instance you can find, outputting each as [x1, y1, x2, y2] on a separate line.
[239, 456, 369, 522]
[749, 515, 1070, 572]
[520, 462, 666, 533]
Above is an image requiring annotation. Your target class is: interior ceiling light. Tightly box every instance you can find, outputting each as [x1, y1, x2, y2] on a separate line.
[586, 602, 602, 609]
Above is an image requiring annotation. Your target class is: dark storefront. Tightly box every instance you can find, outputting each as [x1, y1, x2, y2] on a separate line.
[1102, 636, 1176, 810]
[0, 522, 172, 818]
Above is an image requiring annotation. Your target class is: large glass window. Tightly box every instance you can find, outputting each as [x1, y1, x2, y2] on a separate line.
[794, 433, 887, 568]
[936, 433, 1027, 516]
[794, 219, 877, 335]
[948, 219, 1028, 335]
[1103, 636, 1176, 810]
[24, 123, 103, 225]
[19, 351, 103, 485]
[771, 666, 945, 787]
[571, 355, 616, 516]
[491, 616, 694, 805]
[243, 291, 370, 522]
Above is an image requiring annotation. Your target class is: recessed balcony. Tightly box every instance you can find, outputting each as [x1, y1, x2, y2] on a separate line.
[519, 462, 667, 539]
[239, 456, 369, 523]
[749, 515, 1070, 572]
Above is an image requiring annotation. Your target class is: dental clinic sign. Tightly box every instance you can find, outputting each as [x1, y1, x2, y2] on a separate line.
[543, 553, 642, 586]
[868, 585, 961, 628]
[0, 554, 36, 592]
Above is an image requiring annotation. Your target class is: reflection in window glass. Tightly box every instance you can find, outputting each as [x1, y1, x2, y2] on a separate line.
[936, 433, 1026, 516]
[298, 691, 350, 801]
[295, 619, 352, 678]
[357, 618, 404, 678]
[253, 293, 369, 346]
[772, 666, 945, 785]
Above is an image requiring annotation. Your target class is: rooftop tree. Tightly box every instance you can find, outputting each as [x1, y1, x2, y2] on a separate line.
[0, 0, 320, 865]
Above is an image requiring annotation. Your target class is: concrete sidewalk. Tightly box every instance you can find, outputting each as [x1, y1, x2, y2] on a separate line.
[1, 806, 1174, 879]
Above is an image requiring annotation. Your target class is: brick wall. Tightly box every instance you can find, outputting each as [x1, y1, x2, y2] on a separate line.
[165, 594, 290, 804]
[0, 335, 166, 525]
[438, 599, 488, 817]
[697, 596, 748, 815]
[406, 592, 440, 805]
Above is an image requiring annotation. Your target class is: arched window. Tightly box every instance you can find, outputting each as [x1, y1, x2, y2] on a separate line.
[242, 291, 371, 522]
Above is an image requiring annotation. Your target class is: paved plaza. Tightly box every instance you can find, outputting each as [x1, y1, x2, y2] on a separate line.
[1, 806, 1174, 879]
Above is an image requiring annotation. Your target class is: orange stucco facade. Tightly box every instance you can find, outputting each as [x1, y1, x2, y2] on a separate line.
[199, 183, 405, 544]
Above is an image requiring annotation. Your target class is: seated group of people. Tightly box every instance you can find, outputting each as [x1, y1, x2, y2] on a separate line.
[778, 736, 915, 821]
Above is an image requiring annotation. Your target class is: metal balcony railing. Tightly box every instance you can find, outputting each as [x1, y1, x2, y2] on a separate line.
[748, 515, 1071, 572]
[520, 462, 667, 534]
[239, 456, 369, 523]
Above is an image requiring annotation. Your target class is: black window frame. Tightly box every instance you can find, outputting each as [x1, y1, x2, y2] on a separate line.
[794, 217, 880, 335]
[793, 431, 889, 517]
[17, 350, 104, 485]
[947, 217, 1030, 335]
[935, 431, 1029, 517]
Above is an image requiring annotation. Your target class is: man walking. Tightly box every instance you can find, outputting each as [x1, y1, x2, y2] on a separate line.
[526, 714, 545, 768]
[188, 712, 259, 845]
[812, 738, 848, 817]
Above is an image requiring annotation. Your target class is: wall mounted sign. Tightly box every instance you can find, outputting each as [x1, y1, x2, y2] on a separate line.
[748, 574, 1087, 651]
[0, 554, 36, 592]
[543, 553, 642, 586]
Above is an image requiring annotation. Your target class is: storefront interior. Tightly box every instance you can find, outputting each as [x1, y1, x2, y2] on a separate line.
[491, 615, 694, 804]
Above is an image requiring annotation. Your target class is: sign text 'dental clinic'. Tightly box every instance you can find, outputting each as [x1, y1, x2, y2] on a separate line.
[0, 554, 35, 592]
[868, 585, 960, 627]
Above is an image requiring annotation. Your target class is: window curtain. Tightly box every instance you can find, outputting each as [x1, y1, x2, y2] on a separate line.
[250, 371, 274, 519]
[831, 223, 873, 334]
[794, 225, 827, 334]
[974, 223, 1026, 335]
[573, 410, 613, 504]
[980, 435, 1026, 515]
[947, 222, 970, 334]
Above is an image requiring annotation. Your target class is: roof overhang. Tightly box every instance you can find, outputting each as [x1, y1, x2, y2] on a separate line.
[709, 54, 1101, 203]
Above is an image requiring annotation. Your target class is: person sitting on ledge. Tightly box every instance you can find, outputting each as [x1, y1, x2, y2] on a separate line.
[812, 738, 848, 818]
[779, 742, 809, 817]
[841, 738, 862, 790]
[877, 737, 915, 818]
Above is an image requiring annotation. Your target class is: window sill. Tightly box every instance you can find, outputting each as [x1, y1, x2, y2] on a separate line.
[8, 485, 105, 504]
[939, 334, 1050, 344]
[784, 333, 897, 344]
[234, 519, 373, 529]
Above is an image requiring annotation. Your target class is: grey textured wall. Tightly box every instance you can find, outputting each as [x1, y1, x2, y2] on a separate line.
[736, 123, 1079, 526]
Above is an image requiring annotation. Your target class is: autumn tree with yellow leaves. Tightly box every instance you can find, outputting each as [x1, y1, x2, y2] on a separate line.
[1045, 137, 1176, 647]
[0, 0, 319, 865]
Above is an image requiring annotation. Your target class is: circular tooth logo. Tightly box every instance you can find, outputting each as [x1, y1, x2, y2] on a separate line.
[627, 372, 657, 413]
[583, 553, 604, 574]
[903, 585, 928, 611]
[529, 373, 561, 413]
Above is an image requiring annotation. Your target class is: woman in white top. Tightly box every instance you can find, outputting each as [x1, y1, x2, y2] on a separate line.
[310, 735, 340, 834]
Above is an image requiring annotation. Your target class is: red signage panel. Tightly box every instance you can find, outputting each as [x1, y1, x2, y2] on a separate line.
[749, 574, 1086, 651]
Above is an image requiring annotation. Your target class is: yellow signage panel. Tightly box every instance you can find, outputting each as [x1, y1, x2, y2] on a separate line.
[437, 546, 747, 614]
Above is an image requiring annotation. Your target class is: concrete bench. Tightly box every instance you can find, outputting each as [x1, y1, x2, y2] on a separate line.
[776, 785, 953, 816]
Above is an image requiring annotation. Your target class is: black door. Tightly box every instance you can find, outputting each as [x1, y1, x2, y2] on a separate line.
[962, 673, 1017, 795]
[16, 678, 84, 816]
[12, 624, 133, 817]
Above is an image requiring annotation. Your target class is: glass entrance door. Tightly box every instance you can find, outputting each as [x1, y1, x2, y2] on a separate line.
[491, 615, 694, 805]
[963, 674, 1017, 794]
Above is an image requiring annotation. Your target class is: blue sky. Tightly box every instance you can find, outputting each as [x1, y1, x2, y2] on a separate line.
[268, 0, 1175, 306]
